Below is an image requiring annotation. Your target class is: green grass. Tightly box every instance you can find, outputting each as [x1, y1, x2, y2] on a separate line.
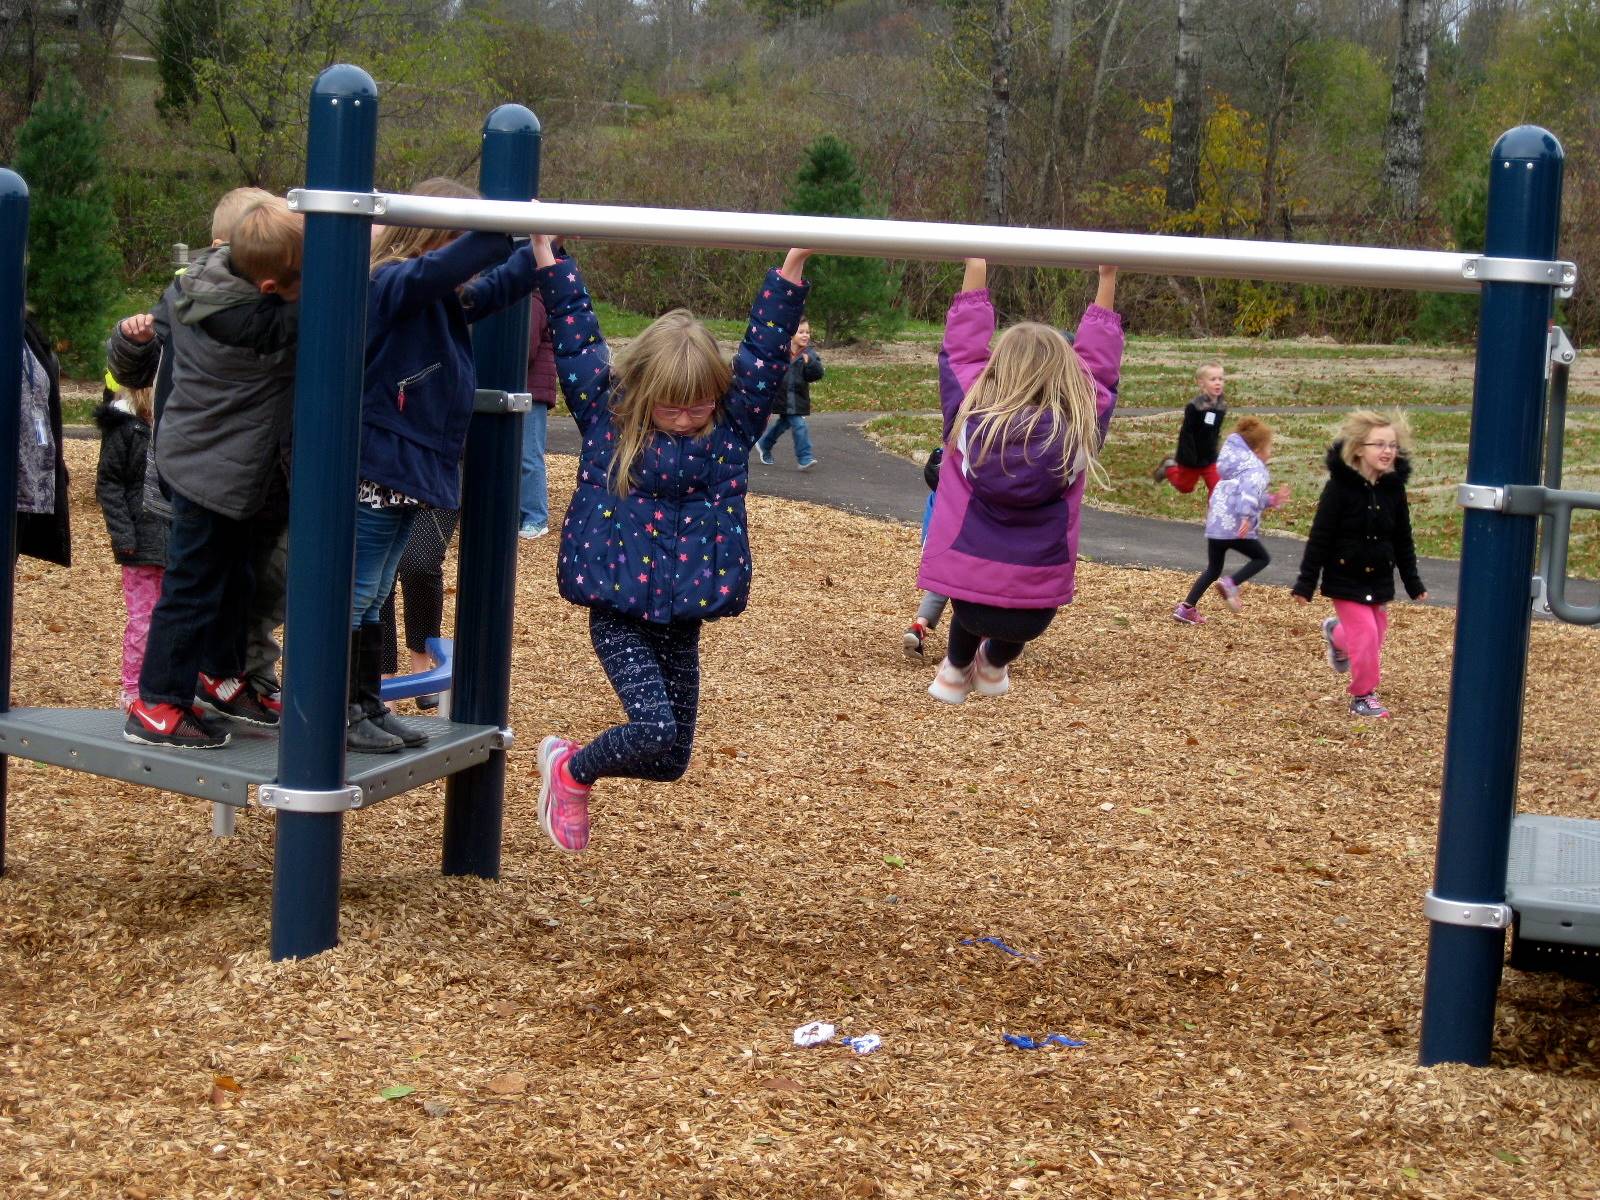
[864, 409, 1600, 578]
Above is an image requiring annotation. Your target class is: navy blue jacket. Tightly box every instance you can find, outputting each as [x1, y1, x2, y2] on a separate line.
[538, 257, 808, 624]
[361, 233, 536, 509]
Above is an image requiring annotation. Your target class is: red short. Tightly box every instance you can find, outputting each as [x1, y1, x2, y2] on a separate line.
[1165, 463, 1220, 494]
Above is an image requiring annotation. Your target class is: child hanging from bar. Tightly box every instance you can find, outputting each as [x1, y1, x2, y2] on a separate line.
[918, 257, 1122, 703]
[529, 225, 812, 852]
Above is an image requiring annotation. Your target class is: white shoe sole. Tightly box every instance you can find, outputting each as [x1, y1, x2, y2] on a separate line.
[902, 630, 924, 657]
[1322, 618, 1350, 674]
[972, 669, 1010, 697]
[928, 662, 973, 704]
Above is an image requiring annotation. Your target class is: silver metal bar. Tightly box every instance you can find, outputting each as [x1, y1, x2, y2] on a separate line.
[1424, 890, 1515, 931]
[258, 783, 363, 814]
[294, 188, 1579, 295]
[1458, 483, 1506, 511]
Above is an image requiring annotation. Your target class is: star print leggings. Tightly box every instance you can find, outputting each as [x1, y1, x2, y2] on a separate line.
[568, 607, 701, 786]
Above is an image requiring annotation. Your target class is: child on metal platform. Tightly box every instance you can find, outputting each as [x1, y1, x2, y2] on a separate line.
[1292, 409, 1428, 719]
[918, 257, 1122, 703]
[530, 229, 812, 852]
[95, 385, 167, 711]
[1172, 415, 1288, 624]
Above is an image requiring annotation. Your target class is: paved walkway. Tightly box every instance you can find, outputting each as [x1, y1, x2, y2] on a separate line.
[549, 410, 1600, 612]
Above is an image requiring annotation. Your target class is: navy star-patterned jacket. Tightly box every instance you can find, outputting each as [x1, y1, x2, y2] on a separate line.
[535, 256, 809, 625]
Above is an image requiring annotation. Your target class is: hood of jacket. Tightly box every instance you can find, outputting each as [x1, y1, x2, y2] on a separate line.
[961, 409, 1084, 510]
[172, 245, 263, 326]
[1327, 440, 1412, 490]
[1215, 432, 1261, 481]
[93, 398, 144, 434]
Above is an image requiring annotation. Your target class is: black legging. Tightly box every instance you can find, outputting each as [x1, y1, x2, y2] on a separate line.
[947, 599, 1057, 669]
[1184, 538, 1270, 607]
[380, 505, 459, 673]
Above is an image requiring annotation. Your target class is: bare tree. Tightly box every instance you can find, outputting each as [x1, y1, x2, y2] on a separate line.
[1166, 0, 1203, 212]
[982, 0, 1013, 225]
[1382, 0, 1435, 219]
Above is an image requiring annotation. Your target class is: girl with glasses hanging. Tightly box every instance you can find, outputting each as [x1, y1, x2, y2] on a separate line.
[528, 229, 813, 852]
[1291, 409, 1429, 719]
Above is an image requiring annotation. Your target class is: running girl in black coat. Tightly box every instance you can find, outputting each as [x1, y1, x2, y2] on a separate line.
[1292, 410, 1428, 719]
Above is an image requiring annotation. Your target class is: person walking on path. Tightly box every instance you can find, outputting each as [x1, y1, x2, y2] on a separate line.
[1292, 410, 1428, 720]
[756, 319, 822, 471]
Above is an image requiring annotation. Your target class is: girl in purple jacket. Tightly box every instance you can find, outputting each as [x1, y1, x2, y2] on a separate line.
[918, 258, 1122, 703]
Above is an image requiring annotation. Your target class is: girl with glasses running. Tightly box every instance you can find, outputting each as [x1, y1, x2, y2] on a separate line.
[529, 232, 813, 851]
[1291, 409, 1429, 719]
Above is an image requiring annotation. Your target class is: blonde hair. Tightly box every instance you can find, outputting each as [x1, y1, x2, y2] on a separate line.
[230, 198, 303, 288]
[953, 323, 1101, 484]
[1337, 408, 1412, 469]
[1234, 414, 1273, 456]
[371, 177, 478, 272]
[1195, 360, 1224, 382]
[125, 386, 154, 425]
[607, 309, 732, 495]
[211, 187, 277, 243]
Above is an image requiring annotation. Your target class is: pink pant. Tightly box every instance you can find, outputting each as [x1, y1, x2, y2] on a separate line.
[121, 564, 164, 701]
[1330, 598, 1388, 697]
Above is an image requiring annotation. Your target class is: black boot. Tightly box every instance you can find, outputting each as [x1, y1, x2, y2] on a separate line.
[347, 629, 403, 754]
[360, 622, 426, 748]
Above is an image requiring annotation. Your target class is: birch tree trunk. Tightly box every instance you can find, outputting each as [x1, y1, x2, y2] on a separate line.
[1079, 0, 1128, 168]
[982, 0, 1014, 226]
[1166, 0, 1203, 213]
[1382, 0, 1434, 220]
[1032, 0, 1075, 212]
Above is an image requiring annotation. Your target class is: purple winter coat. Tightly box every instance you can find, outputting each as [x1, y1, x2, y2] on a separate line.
[916, 288, 1124, 608]
[1203, 433, 1273, 540]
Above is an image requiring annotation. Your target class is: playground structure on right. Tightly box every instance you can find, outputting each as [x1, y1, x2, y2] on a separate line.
[0, 67, 1593, 1069]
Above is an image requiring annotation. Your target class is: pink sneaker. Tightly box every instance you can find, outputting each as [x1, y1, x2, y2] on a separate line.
[538, 736, 591, 852]
[972, 640, 1011, 696]
[1214, 577, 1243, 612]
[1172, 602, 1207, 625]
[928, 658, 975, 704]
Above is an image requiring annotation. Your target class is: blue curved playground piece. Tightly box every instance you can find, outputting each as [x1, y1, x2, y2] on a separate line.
[380, 637, 453, 702]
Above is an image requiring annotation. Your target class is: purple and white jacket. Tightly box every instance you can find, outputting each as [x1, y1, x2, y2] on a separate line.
[916, 288, 1124, 609]
[1203, 433, 1273, 540]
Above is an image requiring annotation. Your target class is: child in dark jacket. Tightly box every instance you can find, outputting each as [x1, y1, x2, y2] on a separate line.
[96, 387, 168, 710]
[121, 198, 302, 749]
[348, 176, 542, 754]
[755, 319, 823, 470]
[917, 258, 1122, 704]
[1154, 361, 1227, 494]
[530, 231, 812, 852]
[1292, 409, 1428, 719]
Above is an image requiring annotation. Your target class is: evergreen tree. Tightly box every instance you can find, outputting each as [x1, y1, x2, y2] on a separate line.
[14, 72, 122, 376]
[785, 136, 900, 343]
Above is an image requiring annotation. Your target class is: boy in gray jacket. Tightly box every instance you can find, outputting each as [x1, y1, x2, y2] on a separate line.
[120, 198, 302, 749]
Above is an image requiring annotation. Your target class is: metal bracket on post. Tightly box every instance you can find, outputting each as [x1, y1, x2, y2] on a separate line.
[1461, 255, 1577, 298]
[259, 784, 363, 813]
[1549, 325, 1576, 369]
[286, 188, 388, 217]
[492, 728, 514, 751]
[1424, 890, 1515, 931]
[1456, 483, 1548, 516]
[473, 389, 532, 414]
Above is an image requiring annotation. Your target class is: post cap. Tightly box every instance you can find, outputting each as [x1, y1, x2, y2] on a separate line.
[0, 168, 28, 201]
[483, 104, 541, 137]
[310, 64, 378, 104]
[1493, 125, 1564, 164]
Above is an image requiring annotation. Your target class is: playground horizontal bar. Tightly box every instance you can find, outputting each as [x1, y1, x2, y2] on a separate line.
[371, 194, 1503, 293]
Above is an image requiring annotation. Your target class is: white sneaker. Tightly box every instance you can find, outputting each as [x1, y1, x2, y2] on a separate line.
[971, 641, 1011, 696]
[518, 522, 549, 540]
[928, 658, 975, 704]
[756, 446, 774, 466]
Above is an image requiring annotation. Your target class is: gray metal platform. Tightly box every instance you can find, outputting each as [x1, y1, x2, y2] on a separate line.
[1506, 814, 1600, 981]
[0, 707, 501, 809]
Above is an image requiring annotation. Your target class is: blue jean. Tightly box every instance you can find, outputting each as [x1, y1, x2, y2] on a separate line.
[519, 403, 550, 528]
[351, 505, 419, 629]
[758, 413, 813, 465]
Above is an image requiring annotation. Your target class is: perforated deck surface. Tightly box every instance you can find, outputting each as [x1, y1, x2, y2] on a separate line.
[1506, 813, 1600, 946]
[0, 707, 500, 808]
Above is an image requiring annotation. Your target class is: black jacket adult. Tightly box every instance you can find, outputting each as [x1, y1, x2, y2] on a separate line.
[1173, 394, 1226, 468]
[17, 315, 70, 567]
[781, 349, 824, 416]
[94, 401, 168, 568]
[1292, 442, 1426, 605]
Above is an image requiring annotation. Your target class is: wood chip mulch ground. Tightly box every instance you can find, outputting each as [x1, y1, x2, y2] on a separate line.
[2, 441, 1597, 1198]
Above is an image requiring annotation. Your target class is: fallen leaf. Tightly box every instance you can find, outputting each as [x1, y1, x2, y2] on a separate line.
[487, 1073, 528, 1095]
[379, 1085, 416, 1101]
[490, 1000, 518, 1018]
[211, 1074, 242, 1093]
[422, 1100, 451, 1118]
[759, 1075, 804, 1092]
[882, 854, 906, 868]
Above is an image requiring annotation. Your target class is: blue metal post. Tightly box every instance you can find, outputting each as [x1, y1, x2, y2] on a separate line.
[0, 170, 27, 877]
[442, 105, 540, 878]
[270, 66, 378, 960]
[1419, 127, 1564, 1066]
